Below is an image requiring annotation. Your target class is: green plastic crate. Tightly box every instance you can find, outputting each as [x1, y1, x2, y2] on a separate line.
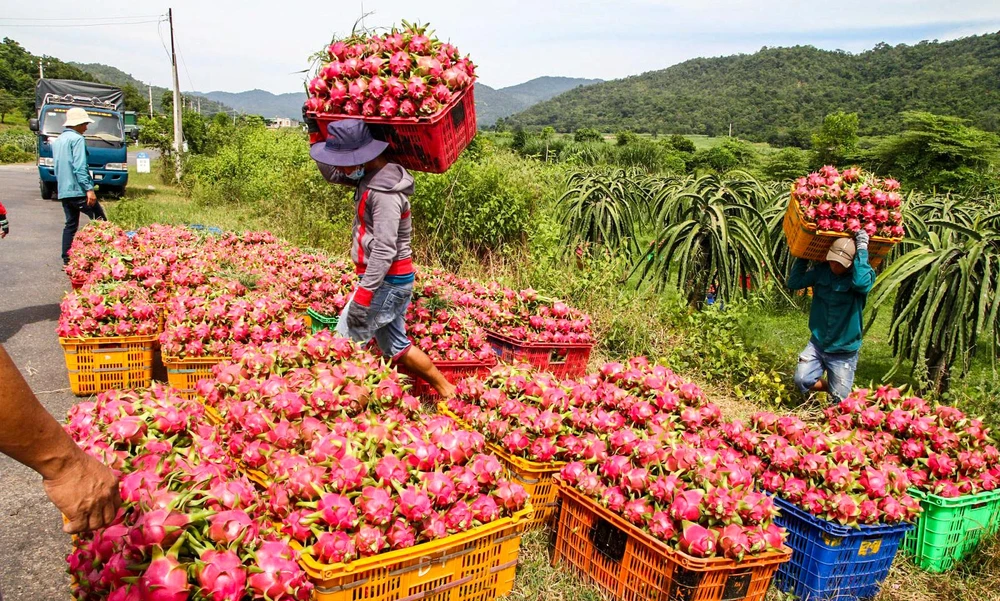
[902, 488, 1000, 572]
[307, 307, 339, 334]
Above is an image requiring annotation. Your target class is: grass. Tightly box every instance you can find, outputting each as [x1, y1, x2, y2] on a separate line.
[102, 157, 1000, 601]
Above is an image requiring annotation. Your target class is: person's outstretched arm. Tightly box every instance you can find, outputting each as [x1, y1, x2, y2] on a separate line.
[786, 257, 818, 290]
[852, 231, 877, 294]
[0, 346, 120, 533]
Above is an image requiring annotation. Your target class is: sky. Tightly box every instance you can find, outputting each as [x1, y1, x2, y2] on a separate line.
[2, 0, 999, 95]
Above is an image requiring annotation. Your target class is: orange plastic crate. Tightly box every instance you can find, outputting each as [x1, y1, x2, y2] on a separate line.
[440, 403, 563, 528]
[299, 507, 531, 601]
[60, 334, 157, 396]
[783, 195, 900, 269]
[402, 359, 495, 400]
[163, 355, 225, 400]
[554, 486, 791, 601]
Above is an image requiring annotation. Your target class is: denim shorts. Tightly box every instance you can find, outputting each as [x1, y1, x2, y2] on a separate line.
[337, 281, 413, 359]
[793, 340, 859, 402]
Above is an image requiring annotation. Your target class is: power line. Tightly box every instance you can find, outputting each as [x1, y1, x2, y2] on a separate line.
[0, 19, 162, 28]
[177, 45, 196, 93]
[0, 15, 161, 21]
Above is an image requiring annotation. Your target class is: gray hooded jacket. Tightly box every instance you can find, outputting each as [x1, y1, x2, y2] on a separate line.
[317, 162, 414, 307]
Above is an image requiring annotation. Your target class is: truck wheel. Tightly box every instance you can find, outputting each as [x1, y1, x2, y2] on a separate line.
[40, 181, 55, 200]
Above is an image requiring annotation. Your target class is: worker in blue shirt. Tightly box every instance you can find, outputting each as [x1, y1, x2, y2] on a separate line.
[787, 231, 876, 402]
[52, 107, 106, 265]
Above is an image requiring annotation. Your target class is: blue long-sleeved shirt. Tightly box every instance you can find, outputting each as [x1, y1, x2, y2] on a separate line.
[787, 249, 876, 353]
[52, 128, 94, 199]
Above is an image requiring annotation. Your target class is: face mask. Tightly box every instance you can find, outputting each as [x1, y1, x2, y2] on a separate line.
[345, 166, 365, 181]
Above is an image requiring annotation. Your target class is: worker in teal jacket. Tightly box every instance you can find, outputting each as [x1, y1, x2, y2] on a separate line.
[52, 107, 106, 265]
[787, 231, 875, 402]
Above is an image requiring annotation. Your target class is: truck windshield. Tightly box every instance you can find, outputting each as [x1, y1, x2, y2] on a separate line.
[41, 108, 123, 143]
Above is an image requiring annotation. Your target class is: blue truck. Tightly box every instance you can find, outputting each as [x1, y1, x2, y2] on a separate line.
[29, 79, 129, 200]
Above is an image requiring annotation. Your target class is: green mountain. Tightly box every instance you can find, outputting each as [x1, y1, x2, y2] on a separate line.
[191, 89, 305, 121]
[477, 77, 602, 126]
[504, 33, 1000, 144]
[71, 62, 231, 117]
[1, 38, 101, 113]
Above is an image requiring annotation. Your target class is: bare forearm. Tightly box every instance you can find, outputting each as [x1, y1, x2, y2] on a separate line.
[0, 346, 83, 479]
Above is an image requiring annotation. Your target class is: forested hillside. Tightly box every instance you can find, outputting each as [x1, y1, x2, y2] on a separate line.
[504, 33, 1000, 144]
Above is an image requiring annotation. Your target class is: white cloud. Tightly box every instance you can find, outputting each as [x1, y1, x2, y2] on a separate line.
[1, 0, 998, 93]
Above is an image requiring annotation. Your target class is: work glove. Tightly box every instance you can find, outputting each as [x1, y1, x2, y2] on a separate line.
[0, 216, 7, 239]
[346, 300, 370, 332]
[854, 230, 870, 251]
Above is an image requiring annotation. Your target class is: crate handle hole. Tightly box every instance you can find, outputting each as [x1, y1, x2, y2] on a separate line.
[588, 518, 627, 563]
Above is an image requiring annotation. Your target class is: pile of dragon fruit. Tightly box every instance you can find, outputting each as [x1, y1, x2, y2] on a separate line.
[824, 387, 1000, 498]
[306, 21, 476, 119]
[197, 330, 527, 563]
[57, 281, 160, 339]
[66, 385, 313, 601]
[792, 166, 905, 238]
[61, 223, 594, 369]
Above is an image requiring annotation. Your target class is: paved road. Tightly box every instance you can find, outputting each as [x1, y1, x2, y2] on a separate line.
[0, 163, 109, 601]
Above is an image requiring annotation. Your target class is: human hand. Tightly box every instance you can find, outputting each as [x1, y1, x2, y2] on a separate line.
[43, 449, 120, 534]
[854, 230, 870, 251]
[346, 300, 369, 332]
[86, 190, 97, 207]
[0, 217, 7, 238]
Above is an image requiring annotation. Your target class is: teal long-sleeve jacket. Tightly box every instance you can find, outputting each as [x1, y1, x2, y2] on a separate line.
[787, 249, 876, 353]
[52, 128, 94, 199]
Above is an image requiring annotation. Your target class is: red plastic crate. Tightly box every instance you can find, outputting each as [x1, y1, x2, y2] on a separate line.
[486, 331, 592, 379]
[401, 358, 495, 399]
[307, 87, 476, 174]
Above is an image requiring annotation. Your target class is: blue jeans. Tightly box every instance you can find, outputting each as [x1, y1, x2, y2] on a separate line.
[61, 196, 106, 265]
[794, 340, 859, 402]
[337, 281, 413, 359]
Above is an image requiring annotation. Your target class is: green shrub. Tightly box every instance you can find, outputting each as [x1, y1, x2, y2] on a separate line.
[0, 143, 32, 164]
[573, 128, 604, 144]
[763, 147, 811, 182]
[667, 134, 696, 154]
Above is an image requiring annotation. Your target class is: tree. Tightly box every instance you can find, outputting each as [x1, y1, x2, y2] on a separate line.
[0, 89, 17, 123]
[511, 127, 528, 152]
[617, 130, 638, 146]
[121, 83, 147, 114]
[573, 127, 604, 144]
[763, 147, 810, 182]
[812, 111, 859, 166]
[668, 134, 696, 154]
[871, 111, 1000, 194]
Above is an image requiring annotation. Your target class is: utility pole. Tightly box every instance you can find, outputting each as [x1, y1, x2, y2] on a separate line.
[197, 98, 201, 115]
[729, 122, 733, 138]
[38, 59, 44, 79]
[169, 7, 183, 182]
[148, 86, 153, 119]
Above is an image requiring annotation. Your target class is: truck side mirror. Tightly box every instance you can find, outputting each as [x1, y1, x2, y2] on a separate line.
[29, 118, 39, 132]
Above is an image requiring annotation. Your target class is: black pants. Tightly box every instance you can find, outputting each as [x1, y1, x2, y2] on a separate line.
[61, 196, 107, 265]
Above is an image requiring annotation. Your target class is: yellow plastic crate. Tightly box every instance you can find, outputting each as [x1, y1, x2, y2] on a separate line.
[300, 507, 532, 601]
[60, 334, 157, 396]
[163, 355, 225, 400]
[439, 403, 564, 528]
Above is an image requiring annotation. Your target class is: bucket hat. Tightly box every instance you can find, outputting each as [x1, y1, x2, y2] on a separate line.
[64, 107, 95, 127]
[827, 238, 856, 268]
[310, 119, 388, 167]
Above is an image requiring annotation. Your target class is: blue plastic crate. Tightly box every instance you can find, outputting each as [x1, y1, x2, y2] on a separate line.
[772, 495, 913, 601]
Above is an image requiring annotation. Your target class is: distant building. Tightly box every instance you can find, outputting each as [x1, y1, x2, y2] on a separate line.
[265, 117, 297, 129]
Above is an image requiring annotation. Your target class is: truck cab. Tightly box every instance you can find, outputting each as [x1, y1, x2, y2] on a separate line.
[30, 79, 129, 200]
[124, 111, 141, 141]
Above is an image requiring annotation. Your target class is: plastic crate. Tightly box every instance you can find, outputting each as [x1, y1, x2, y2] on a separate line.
[307, 308, 339, 334]
[554, 486, 791, 601]
[439, 403, 563, 528]
[772, 495, 913, 601]
[306, 87, 477, 174]
[163, 355, 225, 400]
[60, 334, 157, 396]
[782, 195, 899, 269]
[486, 331, 592, 379]
[70, 276, 87, 290]
[901, 488, 1000, 573]
[402, 358, 495, 399]
[299, 506, 531, 601]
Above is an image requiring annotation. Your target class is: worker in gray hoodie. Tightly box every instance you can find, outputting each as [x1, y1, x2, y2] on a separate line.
[312, 119, 456, 398]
